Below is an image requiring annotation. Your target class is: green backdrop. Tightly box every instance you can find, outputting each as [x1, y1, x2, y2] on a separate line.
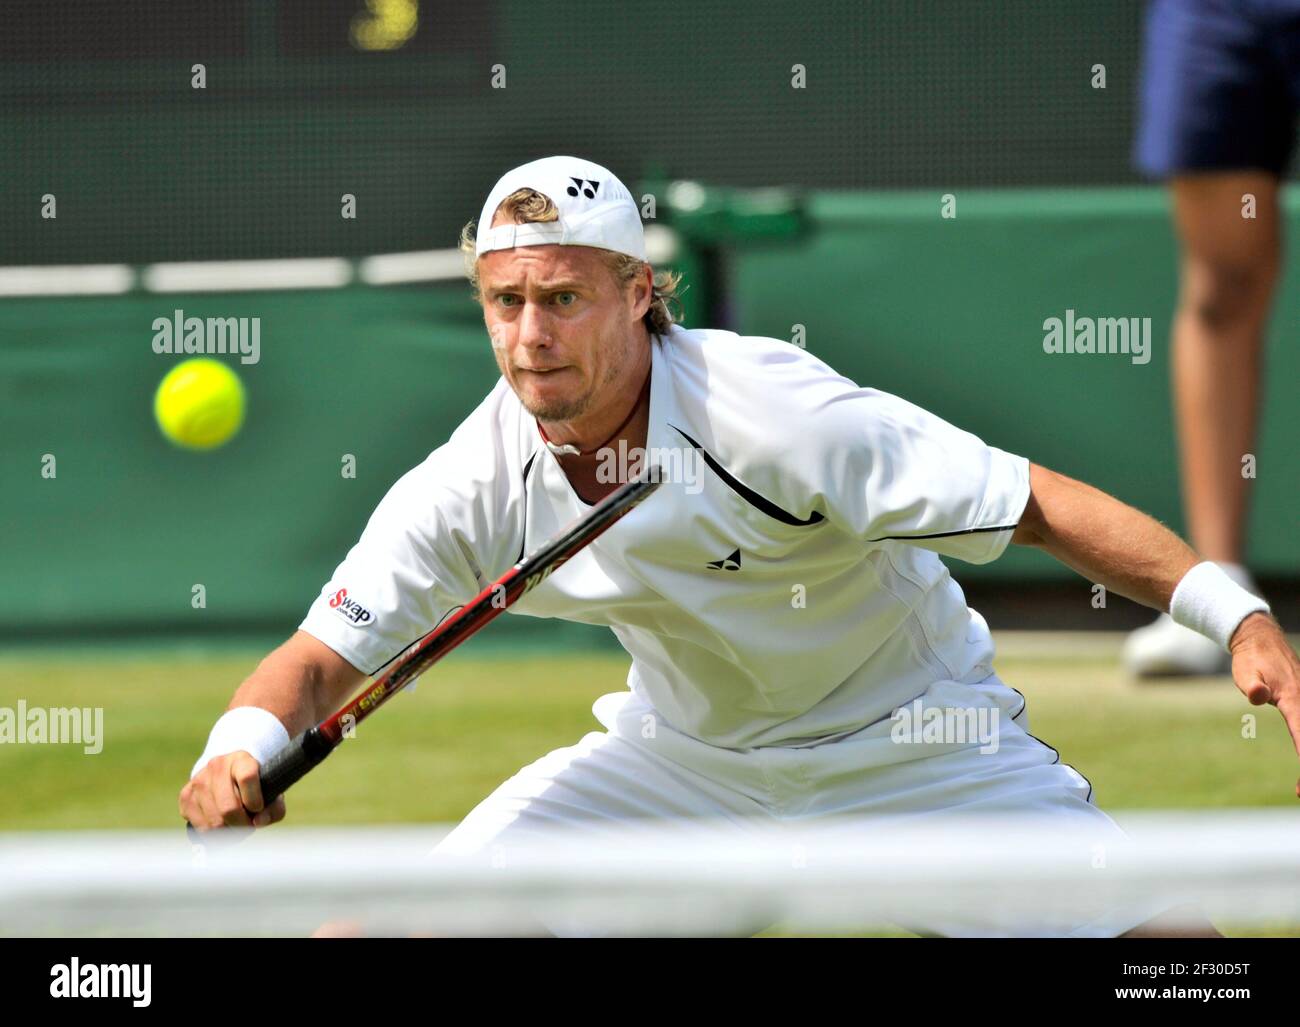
[4, 187, 1297, 637]
[731, 188, 1300, 584]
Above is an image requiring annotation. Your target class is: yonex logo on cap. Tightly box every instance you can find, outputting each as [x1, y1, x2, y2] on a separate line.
[475, 156, 646, 260]
[567, 177, 600, 199]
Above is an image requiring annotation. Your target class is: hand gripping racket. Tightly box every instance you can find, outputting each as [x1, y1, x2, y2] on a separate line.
[187, 467, 662, 840]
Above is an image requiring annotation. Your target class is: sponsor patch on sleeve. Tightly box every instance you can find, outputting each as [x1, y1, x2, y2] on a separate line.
[327, 587, 375, 627]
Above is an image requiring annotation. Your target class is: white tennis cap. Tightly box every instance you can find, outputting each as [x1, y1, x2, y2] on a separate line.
[475, 156, 646, 260]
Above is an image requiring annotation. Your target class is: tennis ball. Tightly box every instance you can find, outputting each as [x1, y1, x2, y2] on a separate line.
[154, 358, 246, 450]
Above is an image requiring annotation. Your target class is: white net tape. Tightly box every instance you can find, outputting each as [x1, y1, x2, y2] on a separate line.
[2, 812, 1298, 937]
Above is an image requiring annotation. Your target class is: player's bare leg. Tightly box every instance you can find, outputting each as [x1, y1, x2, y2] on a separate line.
[1123, 172, 1278, 677]
[1171, 172, 1278, 566]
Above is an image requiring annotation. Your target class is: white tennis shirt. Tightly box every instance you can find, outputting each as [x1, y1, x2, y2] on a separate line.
[300, 325, 1031, 748]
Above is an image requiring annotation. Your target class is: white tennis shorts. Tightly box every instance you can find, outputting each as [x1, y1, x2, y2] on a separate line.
[431, 675, 1164, 937]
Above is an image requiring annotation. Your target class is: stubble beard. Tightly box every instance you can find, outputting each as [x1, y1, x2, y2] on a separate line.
[513, 328, 630, 425]
[526, 389, 589, 422]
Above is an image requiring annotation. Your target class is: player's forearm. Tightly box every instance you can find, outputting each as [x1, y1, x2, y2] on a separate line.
[1011, 463, 1200, 614]
[227, 650, 324, 738]
[226, 630, 365, 737]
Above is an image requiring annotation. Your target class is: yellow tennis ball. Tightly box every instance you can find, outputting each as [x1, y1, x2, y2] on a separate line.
[154, 358, 246, 450]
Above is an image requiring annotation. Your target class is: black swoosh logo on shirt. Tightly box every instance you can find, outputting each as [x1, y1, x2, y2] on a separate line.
[669, 424, 824, 527]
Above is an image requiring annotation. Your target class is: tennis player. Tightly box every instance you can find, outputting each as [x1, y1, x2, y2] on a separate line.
[181, 157, 1300, 936]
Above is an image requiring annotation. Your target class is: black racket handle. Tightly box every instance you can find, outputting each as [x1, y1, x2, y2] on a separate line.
[184, 727, 334, 843]
[258, 726, 335, 805]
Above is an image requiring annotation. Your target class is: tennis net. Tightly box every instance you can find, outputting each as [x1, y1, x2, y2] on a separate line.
[4, 812, 1298, 937]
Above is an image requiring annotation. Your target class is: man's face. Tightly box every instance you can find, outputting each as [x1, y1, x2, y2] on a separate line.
[478, 242, 648, 422]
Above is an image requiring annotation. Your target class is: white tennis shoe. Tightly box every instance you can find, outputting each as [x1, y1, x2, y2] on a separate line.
[1121, 563, 1260, 678]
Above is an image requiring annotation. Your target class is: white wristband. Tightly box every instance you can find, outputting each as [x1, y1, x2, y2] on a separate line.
[1169, 562, 1270, 652]
[190, 707, 290, 780]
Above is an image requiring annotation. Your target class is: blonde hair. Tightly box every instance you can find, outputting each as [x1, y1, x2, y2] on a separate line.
[459, 188, 683, 336]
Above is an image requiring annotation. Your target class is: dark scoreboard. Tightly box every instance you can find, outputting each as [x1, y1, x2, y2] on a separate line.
[279, 0, 493, 58]
[0, 1, 493, 61]
[2, 2, 249, 60]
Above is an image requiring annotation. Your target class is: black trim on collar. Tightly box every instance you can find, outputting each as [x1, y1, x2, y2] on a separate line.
[669, 424, 825, 528]
[517, 450, 539, 563]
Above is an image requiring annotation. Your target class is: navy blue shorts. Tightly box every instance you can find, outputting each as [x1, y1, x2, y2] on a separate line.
[1136, 0, 1300, 178]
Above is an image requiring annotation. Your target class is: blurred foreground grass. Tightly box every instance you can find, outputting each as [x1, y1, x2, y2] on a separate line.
[2, 635, 1296, 936]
